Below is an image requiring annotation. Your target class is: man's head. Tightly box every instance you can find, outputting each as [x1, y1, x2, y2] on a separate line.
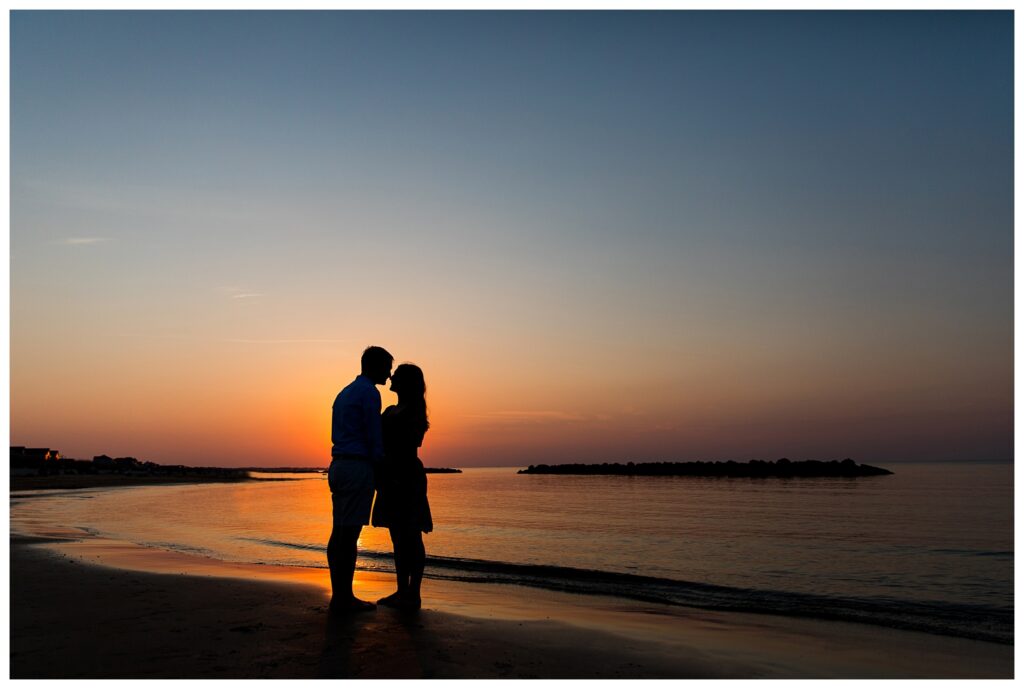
[360, 346, 394, 385]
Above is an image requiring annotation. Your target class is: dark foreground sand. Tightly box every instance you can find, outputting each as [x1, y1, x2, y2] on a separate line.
[11, 535, 722, 679]
[10, 534, 1013, 679]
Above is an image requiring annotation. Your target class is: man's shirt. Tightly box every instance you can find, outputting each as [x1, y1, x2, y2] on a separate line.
[331, 375, 384, 460]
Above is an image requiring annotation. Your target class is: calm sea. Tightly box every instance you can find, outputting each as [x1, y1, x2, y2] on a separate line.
[10, 462, 1013, 644]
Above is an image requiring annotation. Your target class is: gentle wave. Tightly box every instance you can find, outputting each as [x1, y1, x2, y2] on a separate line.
[930, 548, 1013, 559]
[143, 541, 223, 559]
[238, 536, 1012, 645]
[238, 536, 326, 553]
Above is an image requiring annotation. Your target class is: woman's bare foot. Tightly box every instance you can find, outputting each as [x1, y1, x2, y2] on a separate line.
[376, 591, 403, 608]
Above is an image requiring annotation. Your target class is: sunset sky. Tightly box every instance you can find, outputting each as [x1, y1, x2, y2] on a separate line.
[10, 11, 1012, 467]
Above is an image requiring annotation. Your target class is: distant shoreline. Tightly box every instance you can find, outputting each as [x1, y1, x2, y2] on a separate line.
[10, 466, 465, 492]
[10, 473, 259, 492]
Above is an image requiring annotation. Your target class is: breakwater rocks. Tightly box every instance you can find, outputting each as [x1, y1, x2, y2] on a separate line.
[518, 459, 893, 478]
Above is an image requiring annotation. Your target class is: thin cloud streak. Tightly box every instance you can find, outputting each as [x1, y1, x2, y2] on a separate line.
[220, 338, 349, 344]
[113, 333, 194, 340]
[467, 410, 587, 424]
[112, 333, 348, 345]
[52, 237, 112, 245]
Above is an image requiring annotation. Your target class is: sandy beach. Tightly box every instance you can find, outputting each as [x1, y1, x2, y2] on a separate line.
[9, 531, 1012, 679]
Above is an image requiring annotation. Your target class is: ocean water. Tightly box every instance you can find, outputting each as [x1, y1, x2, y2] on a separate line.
[10, 462, 1013, 644]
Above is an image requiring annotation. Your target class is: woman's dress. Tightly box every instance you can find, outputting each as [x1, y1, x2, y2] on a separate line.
[371, 405, 433, 533]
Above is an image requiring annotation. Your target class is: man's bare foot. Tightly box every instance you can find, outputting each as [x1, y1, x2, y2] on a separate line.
[400, 594, 421, 611]
[329, 596, 376, 614]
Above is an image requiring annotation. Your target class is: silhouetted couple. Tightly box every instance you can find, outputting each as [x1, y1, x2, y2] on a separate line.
[326, 345, 433, 614]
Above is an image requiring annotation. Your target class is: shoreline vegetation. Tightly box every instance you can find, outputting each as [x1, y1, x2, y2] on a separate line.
[518, 459, 893, 478]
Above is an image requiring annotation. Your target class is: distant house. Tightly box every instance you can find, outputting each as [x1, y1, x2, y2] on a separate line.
[10, 447, 59, 475]
[92, 455, 115, 472]
[113, 456, 142, 474]
[44, 449, 62, 474]
[11, 447, 39, 476]
[57, 456, 92, 475]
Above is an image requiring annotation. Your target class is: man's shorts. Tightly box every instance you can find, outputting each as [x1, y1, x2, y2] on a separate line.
[328, 458, 375, 526]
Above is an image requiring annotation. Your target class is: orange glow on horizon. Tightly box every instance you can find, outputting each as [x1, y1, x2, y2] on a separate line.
[10, 321, 1013, 467]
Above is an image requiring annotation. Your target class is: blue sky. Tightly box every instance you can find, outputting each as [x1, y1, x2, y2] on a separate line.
[10, 11, 1013, 466]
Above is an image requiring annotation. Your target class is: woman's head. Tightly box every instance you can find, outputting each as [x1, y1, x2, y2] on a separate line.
[389, 363, 426, 398]
[390, 363, 429, 432]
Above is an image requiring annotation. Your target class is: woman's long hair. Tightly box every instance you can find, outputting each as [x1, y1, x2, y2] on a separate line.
[393, 363, 429, 433]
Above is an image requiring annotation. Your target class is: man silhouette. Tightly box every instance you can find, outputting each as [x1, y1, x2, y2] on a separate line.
[327, 345, 393, 613]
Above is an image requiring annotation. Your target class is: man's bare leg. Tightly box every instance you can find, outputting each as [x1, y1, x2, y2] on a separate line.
[328, 524, 375, 612]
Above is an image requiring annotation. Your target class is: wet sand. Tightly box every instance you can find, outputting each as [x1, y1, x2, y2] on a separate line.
[9, 533, 1012, 679]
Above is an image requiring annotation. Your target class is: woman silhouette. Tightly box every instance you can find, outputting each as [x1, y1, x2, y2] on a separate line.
[371, 363, 433, 609]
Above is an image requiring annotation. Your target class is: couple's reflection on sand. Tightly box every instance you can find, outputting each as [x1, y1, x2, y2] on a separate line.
[319, 605, 426, 679]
